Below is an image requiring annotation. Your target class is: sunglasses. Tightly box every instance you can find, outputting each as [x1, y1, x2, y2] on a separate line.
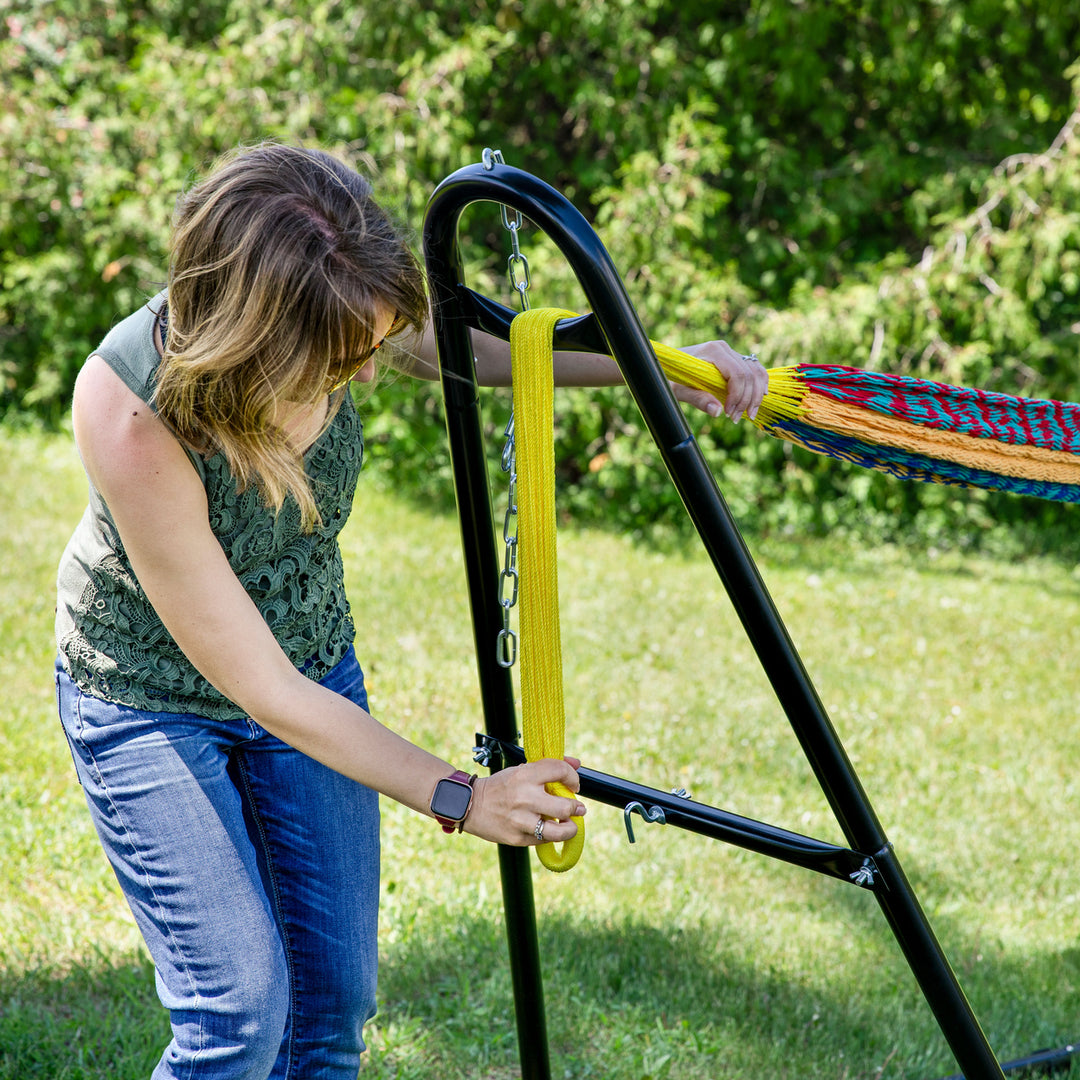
[327, 312, 407, 393]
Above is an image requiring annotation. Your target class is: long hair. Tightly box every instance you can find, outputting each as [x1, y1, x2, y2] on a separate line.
[153, 142, 428, 529]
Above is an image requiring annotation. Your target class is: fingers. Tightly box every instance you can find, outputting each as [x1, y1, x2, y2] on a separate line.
[531, 774, 587, 829]
[678, 339, 768, 421]
[529, 813, 581, 846]
[714, 341, 766, 422]
[725, 357, 767, 422]
[528, 755, 582, 793]
[538, 784, 586, 823]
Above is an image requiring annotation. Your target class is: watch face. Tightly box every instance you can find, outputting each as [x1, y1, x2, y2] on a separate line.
[431, 778, 473, 821]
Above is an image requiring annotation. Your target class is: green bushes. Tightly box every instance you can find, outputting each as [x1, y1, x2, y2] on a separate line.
[3, 1, 1080, 550]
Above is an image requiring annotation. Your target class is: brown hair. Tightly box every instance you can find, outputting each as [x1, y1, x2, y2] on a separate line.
[153, 141, 428, 529]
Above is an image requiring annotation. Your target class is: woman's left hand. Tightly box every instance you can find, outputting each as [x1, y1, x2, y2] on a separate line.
[672, 339, 769, 422]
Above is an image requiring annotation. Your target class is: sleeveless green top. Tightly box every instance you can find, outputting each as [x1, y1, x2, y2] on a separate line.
[55, 295, 364, 720]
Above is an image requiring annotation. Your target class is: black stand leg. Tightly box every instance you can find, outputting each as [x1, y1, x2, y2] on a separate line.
[873, 847, 1004, 1079]
[498, 846, 551, 1080]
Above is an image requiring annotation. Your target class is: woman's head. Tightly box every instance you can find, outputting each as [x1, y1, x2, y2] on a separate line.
[154, 141, 428, 526]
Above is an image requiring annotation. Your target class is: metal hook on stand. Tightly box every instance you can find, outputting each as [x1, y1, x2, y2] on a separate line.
[623, 801, 666, 844]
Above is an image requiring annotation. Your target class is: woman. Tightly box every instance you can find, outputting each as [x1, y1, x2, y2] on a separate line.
[54, 141, 767, 1078]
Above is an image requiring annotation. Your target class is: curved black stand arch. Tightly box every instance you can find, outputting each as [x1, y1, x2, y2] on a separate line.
[421, 159, 1051, 1080]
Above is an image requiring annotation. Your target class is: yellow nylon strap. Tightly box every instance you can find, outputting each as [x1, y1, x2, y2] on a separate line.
[510, 308, 585, 872]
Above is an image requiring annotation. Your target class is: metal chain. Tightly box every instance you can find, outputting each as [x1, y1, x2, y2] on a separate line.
[482, 147, 531, 669]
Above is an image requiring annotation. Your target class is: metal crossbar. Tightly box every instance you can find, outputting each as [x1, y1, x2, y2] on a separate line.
[421, 158, 1043, 1080]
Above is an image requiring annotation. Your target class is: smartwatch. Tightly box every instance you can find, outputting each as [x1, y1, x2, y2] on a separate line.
[430, 770, 477, 833]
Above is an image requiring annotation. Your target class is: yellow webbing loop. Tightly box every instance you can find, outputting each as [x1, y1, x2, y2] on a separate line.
[510, 308, 585, 872]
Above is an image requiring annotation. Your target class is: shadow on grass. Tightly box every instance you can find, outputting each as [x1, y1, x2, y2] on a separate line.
[2, 900, 1076, 1080]
[374, 898, 1080, 1080]
[0, 953, 166, 1080]
[798, 855, 1080, 1077]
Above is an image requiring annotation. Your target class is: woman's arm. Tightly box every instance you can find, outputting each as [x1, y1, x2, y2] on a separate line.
[390, 319, 768, 421]
[71, 356, 584, 846]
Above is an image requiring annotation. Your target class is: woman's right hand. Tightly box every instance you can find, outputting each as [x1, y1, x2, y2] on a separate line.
[464, 758, 586, 847]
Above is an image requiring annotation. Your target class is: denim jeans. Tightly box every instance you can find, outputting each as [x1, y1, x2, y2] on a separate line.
[55, 648, 381, 1079]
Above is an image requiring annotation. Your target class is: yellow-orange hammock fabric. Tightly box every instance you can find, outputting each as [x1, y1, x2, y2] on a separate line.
[511, 307, 1080, 872]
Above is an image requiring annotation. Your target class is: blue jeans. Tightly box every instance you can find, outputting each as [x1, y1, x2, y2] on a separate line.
[55, 648, 381, 1079]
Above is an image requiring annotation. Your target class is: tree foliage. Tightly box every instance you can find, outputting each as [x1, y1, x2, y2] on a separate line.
[3, 0, 1080, 549]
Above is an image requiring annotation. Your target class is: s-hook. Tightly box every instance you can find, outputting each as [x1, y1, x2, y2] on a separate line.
[623, 801, 666, 844]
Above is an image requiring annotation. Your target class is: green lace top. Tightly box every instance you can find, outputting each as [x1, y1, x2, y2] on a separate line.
[55, 295, 364, 720]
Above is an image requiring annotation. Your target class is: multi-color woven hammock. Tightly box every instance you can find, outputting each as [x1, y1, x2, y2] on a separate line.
[655, 343, 1080, 503]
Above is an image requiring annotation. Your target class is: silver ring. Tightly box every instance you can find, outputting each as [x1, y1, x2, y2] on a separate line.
[534, 816, 546, 842]
[743, 352, 760, 364]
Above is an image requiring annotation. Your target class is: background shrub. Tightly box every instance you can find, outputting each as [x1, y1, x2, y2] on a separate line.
[3, 1, 1080, 551]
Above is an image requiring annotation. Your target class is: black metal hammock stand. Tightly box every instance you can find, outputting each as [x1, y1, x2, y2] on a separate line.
[420, 157, 1077, 1080]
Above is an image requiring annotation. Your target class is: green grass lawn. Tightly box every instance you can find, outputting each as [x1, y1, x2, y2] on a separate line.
[2, 425, 1078, 1079]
